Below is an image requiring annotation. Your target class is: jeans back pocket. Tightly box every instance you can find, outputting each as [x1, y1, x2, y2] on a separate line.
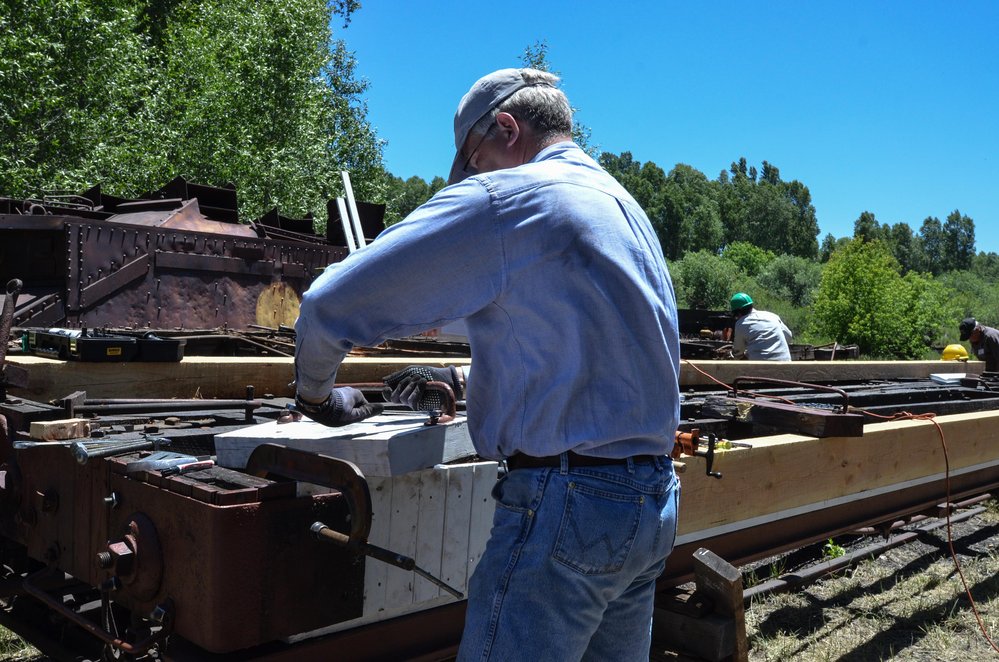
[552, 482, 643, 575]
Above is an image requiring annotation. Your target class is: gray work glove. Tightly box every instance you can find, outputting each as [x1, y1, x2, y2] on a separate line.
[382, 365, 463, 412]
[293, 387, 383, 427]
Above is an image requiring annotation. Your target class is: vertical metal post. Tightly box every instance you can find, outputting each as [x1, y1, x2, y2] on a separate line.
[340, 171, 367, 250]
[335, 198, 357, 253]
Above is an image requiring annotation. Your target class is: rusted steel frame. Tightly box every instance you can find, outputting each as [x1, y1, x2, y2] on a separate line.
[22, 568, 173, 655]
[245, 443, 372, 542]
[661, 464, 999, 586]
[732, 376, 850, 413]
[742, 503, 988, 602]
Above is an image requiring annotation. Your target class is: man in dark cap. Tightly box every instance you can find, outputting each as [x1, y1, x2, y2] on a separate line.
[959, 317, 999, 372]
[293, 68, 680, 660]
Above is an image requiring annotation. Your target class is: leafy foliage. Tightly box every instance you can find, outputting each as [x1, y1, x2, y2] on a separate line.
[0, 0, 382, 225]
[722, 242, 776, 278]
[757, 254, 823, 308]
[671, 250, 752, 310]
[811, 240, 954, 358]
[382, 174, 446, 226]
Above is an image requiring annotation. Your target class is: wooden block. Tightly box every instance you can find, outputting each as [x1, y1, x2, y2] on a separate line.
[702, 395, 864, 437]
[657, 587, 713, 617]
[28, 418, 90, 441]
[652, 607, 734, 662]
[214, 413, 474, 477]
[693, 548, 748, 662]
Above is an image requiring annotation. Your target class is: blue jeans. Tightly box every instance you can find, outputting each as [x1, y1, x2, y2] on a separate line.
[457, 455, 679, 661]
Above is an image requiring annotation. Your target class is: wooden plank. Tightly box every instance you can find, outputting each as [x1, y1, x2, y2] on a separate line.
[6, 355, 471, 401]
[413, 468, 446, 602]
[439, 464, 474, 596]
[383, 471, 421, 608]
[214, 414, 474, 477]
[674, 410, 999, 541]
[362, 475, 392, 617]
[702, 395, 865, 437]
[693, 548, 748, 662]
[466, 462, 498, 579]
[28, 418, 90, 441]
[8, 355, 977, 400]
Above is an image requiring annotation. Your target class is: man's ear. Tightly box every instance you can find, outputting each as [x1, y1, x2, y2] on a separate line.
[494, 112, 521, 148]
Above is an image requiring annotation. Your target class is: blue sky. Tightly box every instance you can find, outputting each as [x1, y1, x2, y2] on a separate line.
[341, 1, 997, 254]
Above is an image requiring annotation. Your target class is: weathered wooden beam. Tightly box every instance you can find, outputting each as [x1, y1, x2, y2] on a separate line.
[6, 355, 471, 401]
[693, 548, 748, 662]
[702, 395, 865, 437]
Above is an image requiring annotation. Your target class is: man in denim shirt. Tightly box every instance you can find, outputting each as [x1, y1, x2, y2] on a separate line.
[294, 68, 680, 661]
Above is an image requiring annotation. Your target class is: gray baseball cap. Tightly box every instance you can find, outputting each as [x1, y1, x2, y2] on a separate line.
[447, 68, 533, 185]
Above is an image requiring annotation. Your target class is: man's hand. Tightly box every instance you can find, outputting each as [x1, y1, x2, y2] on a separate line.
[383, 365, 463, 411]
[294, 387, 383, 427]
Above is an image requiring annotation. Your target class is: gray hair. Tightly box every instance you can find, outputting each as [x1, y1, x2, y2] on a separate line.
[468, 69, 573, 146]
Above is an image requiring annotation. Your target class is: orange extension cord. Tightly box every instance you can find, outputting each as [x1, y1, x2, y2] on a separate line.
[681, 359, 999, 653]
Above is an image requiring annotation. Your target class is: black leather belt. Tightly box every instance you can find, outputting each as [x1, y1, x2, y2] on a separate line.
[505, 451, 657, 471]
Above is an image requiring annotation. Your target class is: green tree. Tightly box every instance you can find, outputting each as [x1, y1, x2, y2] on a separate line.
[972, 252, 999, 282]
[919, 216, 945, 275]
[382, 174, 446, 226]
[757, 254, 823, 308]
[722, 242, 776, 277]
[714, 158, 819, 258]
[671, 250, 751, 310]
[942, 209, 976, 271]
[885, 222, 926, 274]
[0, 0, 381, 225]
[819, 233, 850, 262]
[853, 211, 886, 243]
[811, 239, 953, 358]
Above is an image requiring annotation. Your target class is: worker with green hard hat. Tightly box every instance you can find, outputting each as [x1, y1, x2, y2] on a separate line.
[729, 292, 792, 361]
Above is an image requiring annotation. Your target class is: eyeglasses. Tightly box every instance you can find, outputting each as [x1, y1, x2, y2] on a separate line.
[461, 121, 496, 175]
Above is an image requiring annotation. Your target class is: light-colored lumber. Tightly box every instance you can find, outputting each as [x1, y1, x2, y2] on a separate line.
[675, 409, 999, 542]
[8, 355, 978, 401]
[28, 418, 91, 441]
[6, 355, 471, 400]
[291, 461, 498, 642]
[215, 412, 474, 477]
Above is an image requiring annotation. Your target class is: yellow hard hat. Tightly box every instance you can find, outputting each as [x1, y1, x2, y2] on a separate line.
[942, 344, 969, 361]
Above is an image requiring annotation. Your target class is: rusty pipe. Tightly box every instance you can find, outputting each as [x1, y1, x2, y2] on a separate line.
[22, 568, 173, 655]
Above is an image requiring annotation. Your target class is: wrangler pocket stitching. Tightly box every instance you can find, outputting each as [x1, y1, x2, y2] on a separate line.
[552, 482, 643, 575]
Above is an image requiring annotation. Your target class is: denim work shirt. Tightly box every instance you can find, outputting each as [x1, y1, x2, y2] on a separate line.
[295, 142, 680, 461]
[733, 309, 793, 361]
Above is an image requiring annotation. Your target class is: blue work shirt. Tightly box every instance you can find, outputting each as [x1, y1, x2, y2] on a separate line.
[295, 142, 679, 461]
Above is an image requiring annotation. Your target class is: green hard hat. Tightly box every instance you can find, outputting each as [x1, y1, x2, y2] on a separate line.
[730, 292, 753, 312]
